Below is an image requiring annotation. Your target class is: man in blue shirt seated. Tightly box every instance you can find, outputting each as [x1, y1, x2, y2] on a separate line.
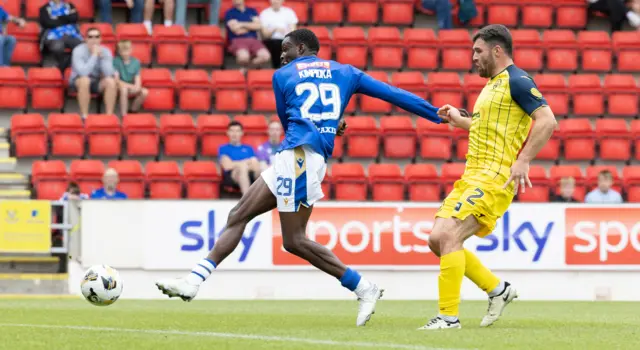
[225, 0, 271, 69]
[90, 168, 128, 200]
[218, 121, 260, 195]
[585, 169, 623, 204]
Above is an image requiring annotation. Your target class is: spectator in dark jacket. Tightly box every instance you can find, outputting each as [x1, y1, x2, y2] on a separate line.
[39, 0, 82, 71]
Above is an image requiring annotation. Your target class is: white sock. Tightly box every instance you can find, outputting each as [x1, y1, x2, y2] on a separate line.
[185, 258, 216, 285]
[354, 278, 372, 297]
[488, 280, 506, 297]
[627, 11, 640, 28]
[164, 20, 173, 27]
[439, 314, 459, 323]
[143, 21, 152, 34]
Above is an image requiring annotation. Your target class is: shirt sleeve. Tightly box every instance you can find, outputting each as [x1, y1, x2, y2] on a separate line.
[0, 7, 9, 22]
[352, 66, 442, 123]
[245, 145, 256, 158]
[90, 190, 100, 199]
[288, 8, 298, 24]
[510, 75, 548, 116]
[218, 145, 229, 158]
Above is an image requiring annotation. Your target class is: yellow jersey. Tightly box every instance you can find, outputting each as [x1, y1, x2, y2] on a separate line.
[463, 64, 548, 190]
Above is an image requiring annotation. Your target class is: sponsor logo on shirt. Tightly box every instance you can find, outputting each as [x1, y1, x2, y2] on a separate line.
[296, 61, 330, 70]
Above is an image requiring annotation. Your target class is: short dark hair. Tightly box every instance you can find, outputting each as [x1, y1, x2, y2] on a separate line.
[285, 29, 320, 54]
[68, 181, 80, 194]
[473, 24, 513, 57]
[599, 170, 613, 179]
[228, 120, 243, 130]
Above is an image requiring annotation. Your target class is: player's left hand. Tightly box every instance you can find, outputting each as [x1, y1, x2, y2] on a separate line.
[337, 119, 347, 136]
[504, 159, 532, 194]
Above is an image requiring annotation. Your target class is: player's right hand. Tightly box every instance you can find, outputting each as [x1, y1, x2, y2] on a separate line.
[438, 104, 463, 125]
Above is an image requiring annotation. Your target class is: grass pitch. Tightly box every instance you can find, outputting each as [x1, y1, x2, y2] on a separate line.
[0, 298, 638, 350]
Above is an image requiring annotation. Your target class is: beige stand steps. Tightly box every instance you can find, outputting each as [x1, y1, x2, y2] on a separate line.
[0, 256, 61, 273]
[0, 273, 69, 295]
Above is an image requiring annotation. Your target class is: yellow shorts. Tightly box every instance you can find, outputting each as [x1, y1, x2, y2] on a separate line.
[435, 178, 514, 237]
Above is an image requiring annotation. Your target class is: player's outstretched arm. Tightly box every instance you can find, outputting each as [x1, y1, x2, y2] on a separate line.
[354, 70, 442, 123]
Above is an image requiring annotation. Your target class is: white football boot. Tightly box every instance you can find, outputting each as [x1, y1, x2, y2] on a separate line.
[356, 284, 384, 327]
[418, 316, 462, 330]
[480, 282, 518, 327]
[155, 278, 199, 302]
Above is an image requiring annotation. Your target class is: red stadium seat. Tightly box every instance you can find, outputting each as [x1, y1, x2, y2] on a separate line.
[347, 0, 379, 24]
[160, 114, 197, 157]
[332, 163, 367, 200]
[2, 0, 21, 16]
[141, 69, 175, 111]
[10, 114, 47, 157]
[248, 70, 276, 112]
[428, 72, 463, 109]
[360, 71, 391, 114]
[26, 0, 47, 18]
[632, 120, 640, 160]
[578, 31, 612, 73]
[404, 28, 438, 71]
[70, 160, 105, 195]
[344, 94, 357, 115]
[380, 116, 416, 158]
[122, 113, 160, 156]
[176, 69, 211, 112]
[521, 1, 553, 28]
[623, 166, 640, 202]
[344, 116, 380, 158]
[391, 72, 428, 109]
[511, 30, 543, 72]
[535, 120, 561, 161]
[333, 27, 368, 69]
[554, 0, 587, 29]
[234, 115, 268, 150]
[189, 25, 224, 67]
[381, 0, 414, 25]
[369, 163, 404, 201]
[550, 165, 586, 201]
[543, 30, 578, 72]
[85, 114, 122, 157]
[31, 160, 68, 200]
[197, 114, 231, 157]
[405, 164, 440, 201]
[569, 74, 603, 117]
[332, 135, 344, 159]
[184, 161, 221, 199]
[47, 113, 85, 157]
[212, 70, 247, 112]
[108, 160, 145, 199]
[613, 31, 640, 72]
[27, 0, 93, 19]
[321, 171, 332, 199]
[0, 67, 26, 110]
[7, 21, 41, 64]
[116, 24, 152, 65]
[586, 165, 622, 193]
[516, 165, 549, 202]
[604, 74, 638, 117]
[534, 74, 568, 116]
[439, 30, 472, 71]
[287, 1, 309, 24]
[463, 74, 487, 112]
[146, 161, 183, 199]
[559, 119, 595, 160]
[596, 119, 630, 161]
[487, 0, 519, 28]
[417, 119, 452, 160]
[27, 68, 64, 111]
[306, 26, 333, 61]
[455, 128, 469, 161]
[153, 25, 188, 66]
[441, 162, 466, 194]
[368, 27, 403, 70]
[312, 0, 344, 24]
[80, 23, 116, 54]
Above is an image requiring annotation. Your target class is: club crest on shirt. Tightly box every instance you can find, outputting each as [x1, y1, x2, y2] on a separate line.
[530, 88, 543, 99]
[492, 79, 502, 89]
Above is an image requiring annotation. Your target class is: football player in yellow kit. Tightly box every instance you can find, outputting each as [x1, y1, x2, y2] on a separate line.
[420, 24, 557, 330]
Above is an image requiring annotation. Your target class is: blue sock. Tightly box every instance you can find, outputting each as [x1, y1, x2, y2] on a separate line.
[339, 268, 362, 292]
[186, 258, 216, 285]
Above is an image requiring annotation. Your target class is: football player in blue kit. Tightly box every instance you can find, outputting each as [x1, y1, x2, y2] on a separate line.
[156, 29, 443, 327]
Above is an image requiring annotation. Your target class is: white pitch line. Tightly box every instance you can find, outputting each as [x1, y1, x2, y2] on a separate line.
[0, 323, 475, 350]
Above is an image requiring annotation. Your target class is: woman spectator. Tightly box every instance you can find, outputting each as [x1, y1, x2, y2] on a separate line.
[114, 40, 148, 116]
[259, 0, 297, 69]
[39, 0, 82, 71]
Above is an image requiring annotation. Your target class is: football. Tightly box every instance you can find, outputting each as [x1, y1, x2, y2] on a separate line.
[80, 265, 123, 306]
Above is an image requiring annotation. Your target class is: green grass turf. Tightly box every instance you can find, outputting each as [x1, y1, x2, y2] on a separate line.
[0, 299, 639, 350]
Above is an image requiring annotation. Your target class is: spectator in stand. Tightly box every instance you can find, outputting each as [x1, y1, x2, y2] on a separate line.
[59, 181, 89, 201]
[91, 168, 128, 200]
[219, 121, 261, 195]
[176, 0, 220, 26]
[552, 177, 578, 203]
[585, 170, 623, 204]
[39, 0, 83, 71]
[588, 0, 640, 31]
[70, 27, 116, 119]
[0, 5, 25, 67]
[143, 0, 175, 34]
[259, 0, 297, 69]
[97, 0, 144, 24]
[420, 0, 453, 29]
[114, 40, 148, 116]
[225, 0, 270, 69]
[256, 120, 282, 172]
